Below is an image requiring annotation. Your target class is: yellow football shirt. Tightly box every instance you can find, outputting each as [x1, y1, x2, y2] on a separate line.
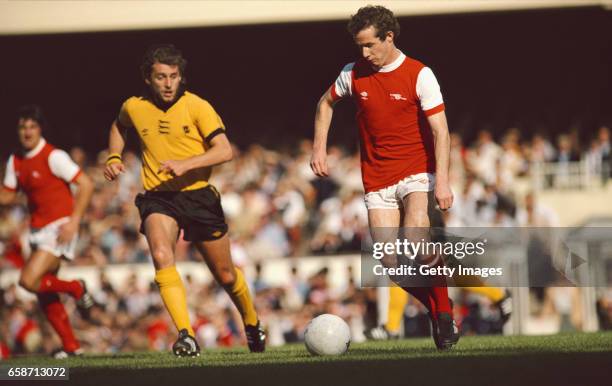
[117, 91, 225, 191]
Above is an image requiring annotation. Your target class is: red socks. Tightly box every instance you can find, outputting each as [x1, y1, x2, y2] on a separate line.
[403, 286, 451, 320]
[37, 293, 80, 352]
[402, 286, 436, 316]
[38, 274, 83, 299]
[428, 259, 452, 315]
[402, 259, 453, 319]
[36, 274, 83, 352]
[429, 286, 452, 316]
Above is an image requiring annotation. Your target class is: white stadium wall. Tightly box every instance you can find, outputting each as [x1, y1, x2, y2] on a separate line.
[0, 0, 610, 35]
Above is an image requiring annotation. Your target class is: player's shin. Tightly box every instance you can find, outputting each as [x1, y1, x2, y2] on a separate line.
[456, 280, 505, 302]
[37, 293, 80, 352]
[227, 268, 258, 326]
[420, 253, 453, 316]
[386, 285, 408, 333]
[155, 266, 195, 336]
[402, 286, 437, 317]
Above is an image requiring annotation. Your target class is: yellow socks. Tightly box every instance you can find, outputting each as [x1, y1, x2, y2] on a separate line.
[463, 286, 505, 302]
[228, 268, 258, 326]
[155, 265, 258, 334]
[155, 266, 194, 336]
[385, 285, 409, 334]
[454, 274, 505, 302]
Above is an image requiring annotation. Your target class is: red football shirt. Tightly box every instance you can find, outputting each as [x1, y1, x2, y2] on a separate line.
[3, 139, 81, 228]
[331, 52, 445, 193]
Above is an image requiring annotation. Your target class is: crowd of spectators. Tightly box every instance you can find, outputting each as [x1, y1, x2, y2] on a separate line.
[0, 126, 611, 356]
[0, 126, 610, 265]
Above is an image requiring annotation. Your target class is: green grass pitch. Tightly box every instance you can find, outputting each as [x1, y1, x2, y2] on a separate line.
[4, 332, 612, 386]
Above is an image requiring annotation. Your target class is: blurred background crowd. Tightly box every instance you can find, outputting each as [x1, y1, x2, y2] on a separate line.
[1, 126, 611, 357]
[1, 126, 610, 264]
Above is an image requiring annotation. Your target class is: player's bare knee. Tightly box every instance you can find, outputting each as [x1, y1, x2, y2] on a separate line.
[217, 268, 237, 288]
[18, 274, 38, 293]
[404, 213, 429, 228]
[151, 247, 174, 269]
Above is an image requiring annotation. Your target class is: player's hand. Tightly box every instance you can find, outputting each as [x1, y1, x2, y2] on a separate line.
[310, 150, 329, 177]
[158, 159, 190, 177]
[104, 162, 125, 181]
[435, 182, 454, 211]
[58, 219, 79, 245]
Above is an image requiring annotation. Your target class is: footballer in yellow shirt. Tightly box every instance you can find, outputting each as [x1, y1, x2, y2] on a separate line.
[104, 44, 265, 356]
[116, 90, 224, 192]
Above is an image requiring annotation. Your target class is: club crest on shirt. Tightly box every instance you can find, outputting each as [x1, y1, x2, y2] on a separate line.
[183, 126, 190, 134]
[360, 91, 369, 100]
[158, 120, 170, 135]
[389, 93, 407, 101]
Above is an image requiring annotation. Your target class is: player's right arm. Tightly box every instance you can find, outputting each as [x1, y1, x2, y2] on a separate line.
[311, 87, 336, 177]
[104, 101, 133, 181]
[311, 63, 353, 177]
[103, 119, 127, 181]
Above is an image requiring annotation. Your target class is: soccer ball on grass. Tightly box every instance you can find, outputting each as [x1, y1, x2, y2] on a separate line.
[304, 314, 351, 356]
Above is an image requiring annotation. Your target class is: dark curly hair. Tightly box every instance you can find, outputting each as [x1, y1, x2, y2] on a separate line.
[347, 5, 400, 41]
[140, 44, 187, 83]
[17, 104, 47, 130]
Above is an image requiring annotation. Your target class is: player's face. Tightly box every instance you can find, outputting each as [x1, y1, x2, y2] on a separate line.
[17, 118, 42, 151]
[146, 62, 182, 103]
[354, 26, 395, 69]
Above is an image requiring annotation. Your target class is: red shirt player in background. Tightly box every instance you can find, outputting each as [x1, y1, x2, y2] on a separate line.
[0, 105, 95, 358]
[310, 5, 459, 349]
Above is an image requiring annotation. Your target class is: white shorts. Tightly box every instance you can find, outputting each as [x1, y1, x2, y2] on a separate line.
[364, 173, 435, 210]
[29, 217, 78, 261]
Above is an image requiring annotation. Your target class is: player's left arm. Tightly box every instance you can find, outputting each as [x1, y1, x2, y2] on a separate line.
[417, 66, 453, 210]
[158, 133, 233, 177]
[428, 111, 453, 211]
[58, 172, 94, 244]
[48, 150, 94, 244]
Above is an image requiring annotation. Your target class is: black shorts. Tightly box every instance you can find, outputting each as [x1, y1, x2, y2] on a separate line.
[135, 185, 228, 242]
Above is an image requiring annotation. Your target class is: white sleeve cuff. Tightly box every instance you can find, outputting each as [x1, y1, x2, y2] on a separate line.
[3, 155, 17, 190]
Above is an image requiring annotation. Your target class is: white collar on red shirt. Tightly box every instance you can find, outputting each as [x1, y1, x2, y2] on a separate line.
[24, 137, 46, 159]
[378, 50, 406, 73]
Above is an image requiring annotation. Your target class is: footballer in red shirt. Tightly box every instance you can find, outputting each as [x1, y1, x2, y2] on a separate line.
[311, 6, 459, 349]
[0, 105, 95, 357]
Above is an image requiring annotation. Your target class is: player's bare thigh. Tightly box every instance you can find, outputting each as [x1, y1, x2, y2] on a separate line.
[368, 208, 402, 243]
[401, 191, 434, 228]
[193, 234, 237, 288]
[19, 249, 61, 292]
[368, 208, 401, 228]
[143, 213, 180, 270]
[402, 191, 437, 264]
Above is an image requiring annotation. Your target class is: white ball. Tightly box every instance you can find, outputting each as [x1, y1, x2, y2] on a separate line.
[304, 314, 351, 356]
